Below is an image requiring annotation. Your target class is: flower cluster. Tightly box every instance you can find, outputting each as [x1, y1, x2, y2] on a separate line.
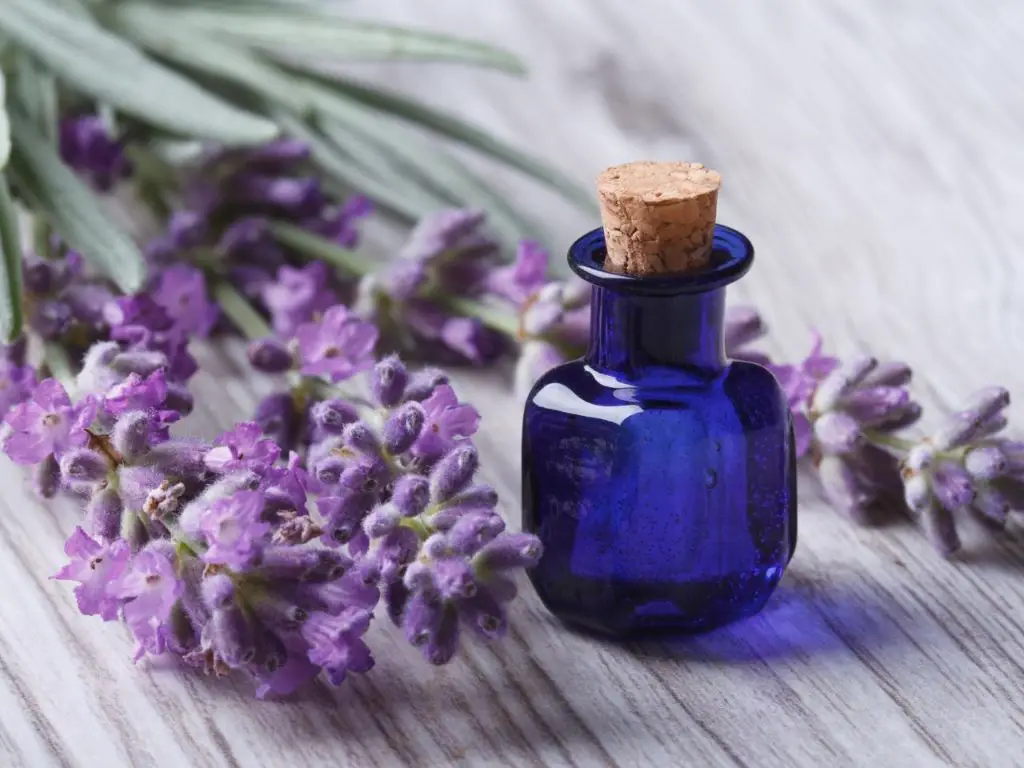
[143, 139, 371, 332]
[60, 116, 132, 191]
[4, 338, 539, 696]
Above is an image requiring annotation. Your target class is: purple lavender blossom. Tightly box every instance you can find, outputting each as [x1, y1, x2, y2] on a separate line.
[2, 379, 95, 464]
[200, 491, 270, 569]
[205, 422, 281, 474]
[262, 263, 339, 338]
[59, 115, 131, 190]
[901, 387, 1024, 555]
[413, 384, 480, 461]
[111, 546, 183, 660]
[0, 357, 37, 418]
[151, 265, 218, 338]
[54, 527, 130, 620]
[294, 305, 378, 382]
[301, 608, 375, 684]
[770, 334, 840, 457]
[483, 240, 549, 305]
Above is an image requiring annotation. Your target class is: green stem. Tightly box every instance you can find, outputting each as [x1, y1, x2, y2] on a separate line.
[211, 280, 272, 340]
[435, 294, 520, 338]
[270, 222, 369, 276]
[270, 222, 524, 340]
[861, 429, 916, 455]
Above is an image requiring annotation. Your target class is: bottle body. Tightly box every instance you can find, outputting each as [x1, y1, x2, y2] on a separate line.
[522, 226, 795, 636]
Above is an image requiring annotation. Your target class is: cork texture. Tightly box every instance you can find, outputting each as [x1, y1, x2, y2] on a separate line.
[597, 161, 721, 275]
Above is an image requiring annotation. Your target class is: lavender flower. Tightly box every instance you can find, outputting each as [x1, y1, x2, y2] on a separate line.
[150, 265, 218, 338]
[357, 209, 506, 364]
[59, 116, 131, 190]
[786, 351, 920, 522]
[262, 263, 339, 338]
[204, 422, 281, 474]
[2, 379, 95, 464]
[901, 388, 1024, 555]
[54, 528, 129, 620]
[111, 545, 183, 660]
[294, 305, 378, 382]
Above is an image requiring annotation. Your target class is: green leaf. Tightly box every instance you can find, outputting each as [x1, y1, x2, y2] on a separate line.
[0, 0, 279, 144]
[0, 174, 23, 342]
[7, 110, 146, 294]
[0, 71, 9, 170]
[123, 3, 525, 73]
[274, 111, 434, 221]
[282, 66, 593, 209]
[10, 52, 58, 140]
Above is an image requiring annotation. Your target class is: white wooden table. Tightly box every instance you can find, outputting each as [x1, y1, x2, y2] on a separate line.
[4, 2, 1024, 766]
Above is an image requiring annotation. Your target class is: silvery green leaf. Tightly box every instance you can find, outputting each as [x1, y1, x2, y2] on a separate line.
[0, 173, 23, 342]
[274, 111, 432, 221]
[0, 0, 279, 144]
[7, 110, 145, 294]
[0, 71, 9, 170]
[10, 52, 58, 140]
[319, 113, 541, 249]
[124, 2, 524, 73]
[282, 65, 592, 209]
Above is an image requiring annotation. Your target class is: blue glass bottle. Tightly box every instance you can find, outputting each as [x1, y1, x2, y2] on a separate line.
[522, 225, 796, 637]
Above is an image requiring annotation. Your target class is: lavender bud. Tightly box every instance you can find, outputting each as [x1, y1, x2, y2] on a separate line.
[253, 631, 288, 673]
[363, 505, 401, 538]
[23, 259, 57, 294]
[307, 549, 353, 581]
[372, 355, 409, 407]
[256, 546, 322, 580]
[841, 387, 910, 428]
[112, 411, 151, 460]
[60, 449, 110, 483]
[813, 412, 862, 455]
[459, 588, 507, 641]
[906, 444, 937, 473]
[344, 422, 380, 455]
[201, 573, 235, 609]
[423, 533, 451, 560]
[391, 475, 430, 517]
[964, 445, 1007, 481]
[111, 350, 168, 377]
[422, 606, 459, 665]
[249, 594, 308, 630]
[972, 487, 1010, 528]
[474, 533, 543, 571]
[817, 456, 873, 524]
[310, 400, 359, 435]
[382, 403, 425, 455]
[247, 337, 294, 373]
[903, 474, 932, 514]
[339, 460, 387, 494]
[33, 454, 61, 498]
[254, 393, 295, 451]
[143, 441, 208, 477]
[385, 578, 410, 627]
[923, 503, 960, 557]
[208, 607, 256, 667]
[403, 561, 437, 593]
[86, 488, 123, 540]
[934, 387, 1011, 450]
[403, 591, 444, 647]
[164, 383, 194, 417]
[434, 559, 478, 600]
[863, 361, 913, 388]
[932, 462, 976, 511]
[812, 357, 877, 412]
[314, 456, 345, 486]
[403, 369, 449, 403]
[447, 512, 506, 554]
[430, 445, 479, 502]
[120, 511, 149, 551]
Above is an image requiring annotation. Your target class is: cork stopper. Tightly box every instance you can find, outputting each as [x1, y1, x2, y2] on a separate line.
[597, 161, 721, 276]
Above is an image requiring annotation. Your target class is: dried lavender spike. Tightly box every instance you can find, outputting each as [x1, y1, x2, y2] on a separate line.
[812, 356, 877, 413]
[922, 503, 961, 557]
[964, 445, 1007, 481]
[933, 387, 1011, 450]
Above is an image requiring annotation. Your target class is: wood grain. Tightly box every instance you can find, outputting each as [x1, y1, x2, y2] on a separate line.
[4, 1, 1024, 766]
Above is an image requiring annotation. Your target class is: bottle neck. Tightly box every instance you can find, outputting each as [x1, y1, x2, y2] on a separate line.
[586, 285, 727, 375]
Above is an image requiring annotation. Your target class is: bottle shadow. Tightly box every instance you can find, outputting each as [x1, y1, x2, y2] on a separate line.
[550, 566, 917, 664]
